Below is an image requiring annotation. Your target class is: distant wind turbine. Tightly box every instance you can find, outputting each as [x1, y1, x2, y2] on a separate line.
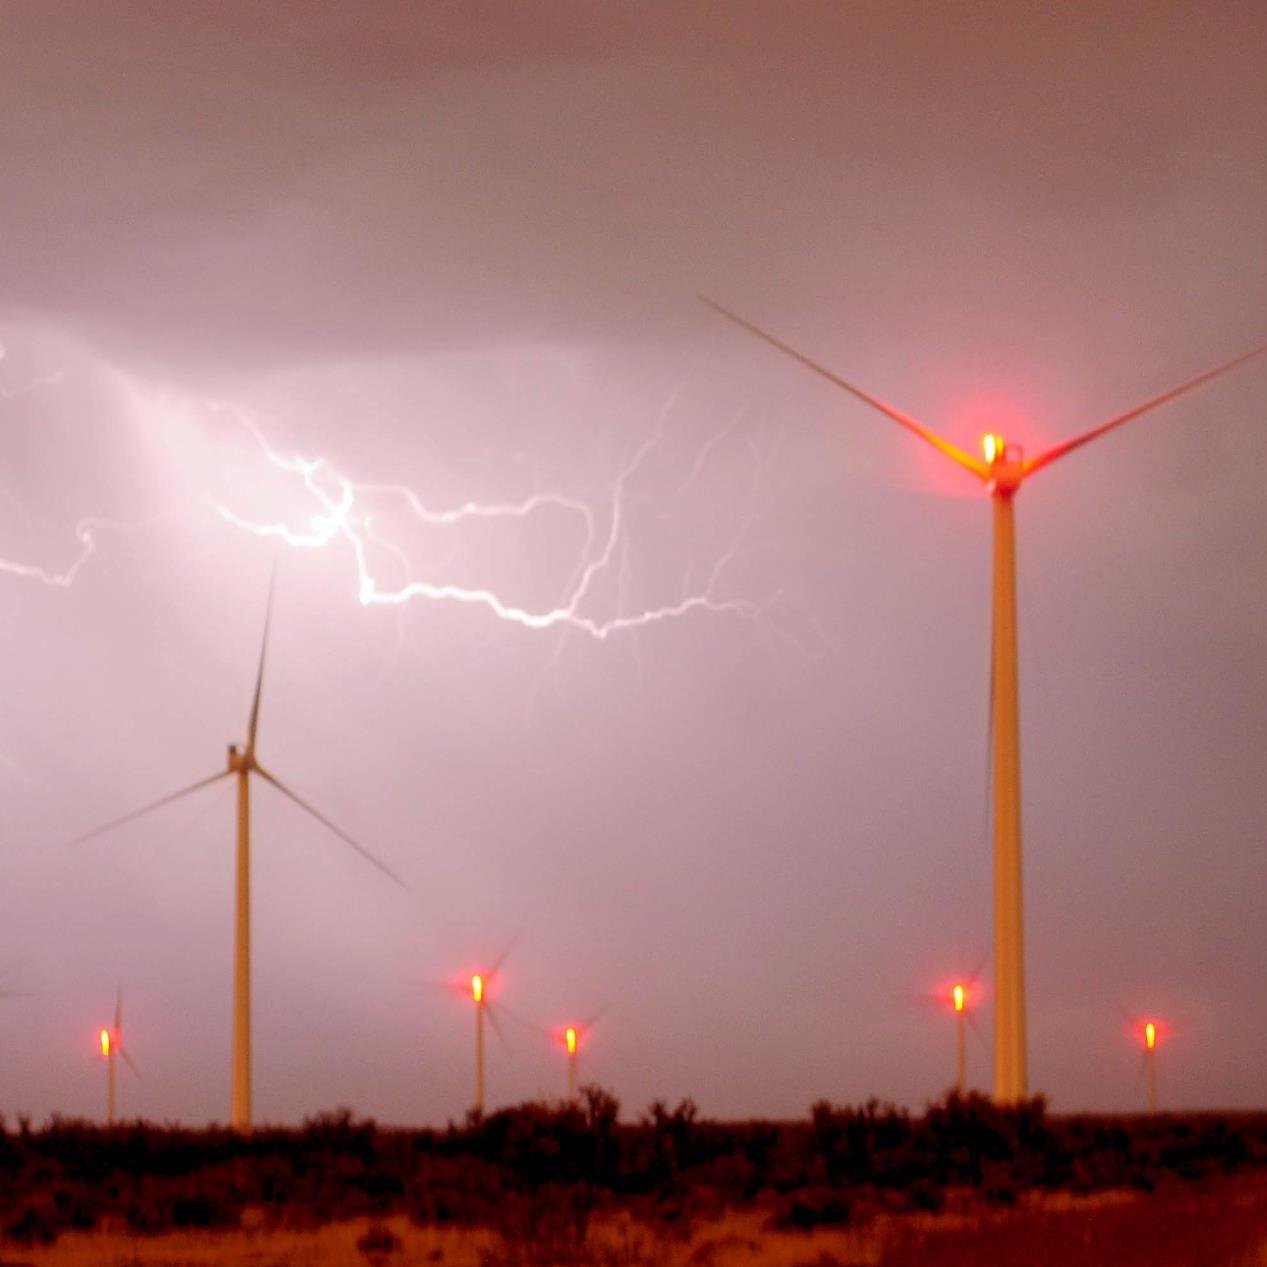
[70, 580, 408, 1130]
[557, 1015, 603, 1103]
[447, 943, 515, 1117]
[946, 981, 977, 1098]
[1130, 1015, 1170, 1114]
[705, 298, 1267, 1102]
[99, 986, 139, 1125]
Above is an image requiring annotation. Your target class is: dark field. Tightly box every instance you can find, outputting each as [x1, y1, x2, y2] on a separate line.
[2, 1093, 1265, 1264]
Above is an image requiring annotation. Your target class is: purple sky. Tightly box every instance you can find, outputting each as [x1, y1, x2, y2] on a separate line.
[2, 2, 1266, 1125]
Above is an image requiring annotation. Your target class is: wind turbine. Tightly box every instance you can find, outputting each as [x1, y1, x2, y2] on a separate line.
[1130, 1015, 1168, 1114]
[704, 298, 1267, 1103]
[99, 986, 139, 1125]
[946, 981, 976, 1098]
[447, 944, 515, 1117]
[69, 583, 407, 1130]
[564, 1025, 579, 1102]
[557, 1016, 602, 1103]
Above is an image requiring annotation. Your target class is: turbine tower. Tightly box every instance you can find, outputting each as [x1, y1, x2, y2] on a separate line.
[564, 1025, 579, 1102]
[949, 983, 970, 1098]
[99, 986, 138, 1125]
[705, 299, 1267, 1102]
[1141, 1018, 1160, 1114]
[472, 972, 487, 1115]
[71, 582, 407, 1130]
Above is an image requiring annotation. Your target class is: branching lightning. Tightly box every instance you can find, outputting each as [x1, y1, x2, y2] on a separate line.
[3, 344, 759, 642]
[0, 520, 97, 587]
[208, 406, 757, 640]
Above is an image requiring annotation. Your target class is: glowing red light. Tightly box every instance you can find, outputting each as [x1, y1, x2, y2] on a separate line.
[99, 1028, 111, 1057]
[1144, 1021, 1157, 1050]
[565, 1026, 578, 1054]
[471, 974, 484, 1004]
[952, 984, 966, 1013]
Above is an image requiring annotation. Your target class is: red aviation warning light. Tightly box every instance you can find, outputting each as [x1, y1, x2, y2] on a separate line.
[565, 1026, 578, 1054]
[471, 974, 484, 1004]
[1144, 1021, 1157, 1050]
[952, 983, 966, 1013]
[982, 434, 1004, 464]
[99, 1028, 112, 1058]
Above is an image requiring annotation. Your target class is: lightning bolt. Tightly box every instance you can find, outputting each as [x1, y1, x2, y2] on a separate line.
[208, 404, 758, 641]
[3, 341, 759, 644]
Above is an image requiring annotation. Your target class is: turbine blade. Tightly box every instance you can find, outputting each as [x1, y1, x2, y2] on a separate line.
[701, 298, 989, 479]
[114, 986, 122, 1034]
[491, 934, 520, 976]
[1023, 338, 1267, 477]
[254, 765, 409, 890]
[967, 1011, 990, 1054]
[121, 1045, 141, 1079]
[66, 770, 231, 846]
[495, 1000, 547, 1037]
[246, 568, 277, 752]
[486, 1002, 512, 1052]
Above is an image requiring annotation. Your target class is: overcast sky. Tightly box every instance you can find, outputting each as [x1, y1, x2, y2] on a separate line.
[1, 2, 1265, 1126]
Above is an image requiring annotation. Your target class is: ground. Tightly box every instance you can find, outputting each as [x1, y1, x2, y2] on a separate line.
[7, 1173, 1267, 1267]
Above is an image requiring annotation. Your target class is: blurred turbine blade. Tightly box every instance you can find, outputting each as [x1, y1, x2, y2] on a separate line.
[115, 985, 122, 1034]
[246, 568, 276, 751]
[967, 1011, 990, 1054]
[1023, 338, 1267, 477]
[254, 765, 409, 890]
[496, 1000, 547, 1037]
[701, 297, 989, 478]
[486, 1003, 511, 1052]
[121, 1045, 141, 1079]
[491, 934, 520, 975]
[66, 770, 231, 846]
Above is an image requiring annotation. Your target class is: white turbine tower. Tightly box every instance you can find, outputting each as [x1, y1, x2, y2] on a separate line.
[71, 582, 408, 1130]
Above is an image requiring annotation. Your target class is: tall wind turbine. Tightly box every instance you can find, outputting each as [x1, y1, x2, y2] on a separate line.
[99, 986, 139, 1125]
[448, 944, 515, 1117]
[70, 583, 407, 1130]
[705, 299, 1267, 1102]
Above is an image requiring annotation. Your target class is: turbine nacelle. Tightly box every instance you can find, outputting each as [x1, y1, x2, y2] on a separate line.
[227, 743, 252, 773]
[983, 434, 1024, 496]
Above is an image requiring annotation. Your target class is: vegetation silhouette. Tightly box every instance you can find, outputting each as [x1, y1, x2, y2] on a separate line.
[1, 1091, 1263, 1248]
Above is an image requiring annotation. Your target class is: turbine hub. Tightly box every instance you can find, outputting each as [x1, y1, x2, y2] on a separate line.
[227, 744, 248, 772]
[982, 434, 1024, 495]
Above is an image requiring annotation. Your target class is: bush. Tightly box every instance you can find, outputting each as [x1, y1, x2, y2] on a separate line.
[357, 1220, 402, 1260]
[772, 1186, 853, 1230]
[3, 1198, 59, 1246]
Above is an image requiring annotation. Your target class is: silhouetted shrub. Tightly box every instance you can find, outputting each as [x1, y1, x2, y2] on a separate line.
[3, 1199, 58, 1247]
[772, 1186, 853, 1229]
[2, 1097, 1267, 1247]
[904, 1177, 945, 1212]
[357, 1220, 402, 1260]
